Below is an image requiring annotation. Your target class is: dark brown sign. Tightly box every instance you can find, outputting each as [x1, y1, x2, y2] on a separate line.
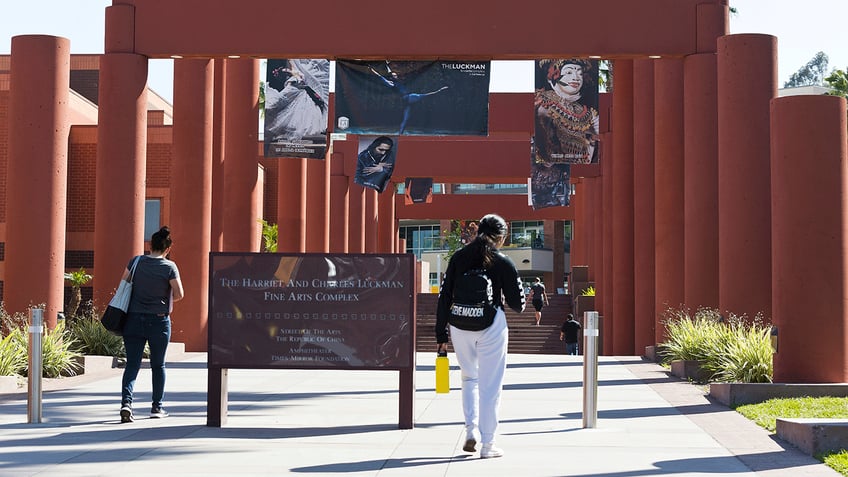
[208, 253, 415, 369]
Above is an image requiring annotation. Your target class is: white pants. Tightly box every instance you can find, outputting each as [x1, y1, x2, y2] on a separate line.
[449, 309, 508, 444]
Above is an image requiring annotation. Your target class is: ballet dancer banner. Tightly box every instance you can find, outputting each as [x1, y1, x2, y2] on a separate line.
[263, 58, 330, 159]
[335, 60, 491, 136]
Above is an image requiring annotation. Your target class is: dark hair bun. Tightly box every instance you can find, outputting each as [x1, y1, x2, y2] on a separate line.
[477, 214, 507, 238]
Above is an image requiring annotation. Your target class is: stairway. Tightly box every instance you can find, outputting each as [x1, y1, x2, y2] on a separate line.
[415, 293, 573, 354]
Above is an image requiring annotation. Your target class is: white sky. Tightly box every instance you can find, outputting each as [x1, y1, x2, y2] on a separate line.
[2, 0, 847, 103]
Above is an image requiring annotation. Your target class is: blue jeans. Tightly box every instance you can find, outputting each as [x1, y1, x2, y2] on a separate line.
[121, 313, 171, 409]
[565, 342, 579, 355]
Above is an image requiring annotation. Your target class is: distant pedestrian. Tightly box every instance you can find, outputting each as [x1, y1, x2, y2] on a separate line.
[529, 277, 549, 326]
[560, 313, 581, 355]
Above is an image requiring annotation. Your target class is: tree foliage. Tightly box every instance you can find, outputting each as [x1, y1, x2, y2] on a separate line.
[825, 68, 848, 98]
[784, 51, 830, 88]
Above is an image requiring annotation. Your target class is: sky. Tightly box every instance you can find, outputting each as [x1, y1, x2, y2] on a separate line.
[2, 0, 847, 103]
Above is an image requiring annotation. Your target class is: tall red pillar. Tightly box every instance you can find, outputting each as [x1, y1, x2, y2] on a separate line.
[611, 60, 635, 355]
[6, 35, 70, 326]
[772, 96, 848, 383]
[305, 159, 326, 252]
[277, 158, 307, 252]
[683, 53, 719, 310]
[222, 58, 261, 252]
[571, 181, 587, 266]
[600, 130, 614, 354]
[653, 58, 685, 342]
[717, 34, 777, 320]
[632, 59, 656, 352]
[170, 58, 213, 351]
[349, 182, 366, 253]
[210, 59, 227, 252]
[364, 189, 379, 252]
[329, 150, 349, 253]
[94, 52, 148, 307]
[378, 189, 397, 253]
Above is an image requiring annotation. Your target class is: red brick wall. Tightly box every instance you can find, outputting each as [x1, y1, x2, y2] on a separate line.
[0, 88, 8, 224]
[67, 141, 97, 232]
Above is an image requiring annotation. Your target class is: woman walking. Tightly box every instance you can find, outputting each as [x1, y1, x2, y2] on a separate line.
[435, 214, 525, 458]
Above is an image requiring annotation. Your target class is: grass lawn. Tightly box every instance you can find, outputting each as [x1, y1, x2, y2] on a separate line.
[735, 397, 848, 475]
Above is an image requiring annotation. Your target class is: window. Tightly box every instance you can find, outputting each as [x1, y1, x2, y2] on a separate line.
[510, 221, 544, 248]
[144, 199, 161, 240]
[399, 224, 443, 258]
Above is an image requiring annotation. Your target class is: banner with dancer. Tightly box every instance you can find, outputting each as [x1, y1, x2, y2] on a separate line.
[264, 58, 330, 159]
[335, 60, 490, 136]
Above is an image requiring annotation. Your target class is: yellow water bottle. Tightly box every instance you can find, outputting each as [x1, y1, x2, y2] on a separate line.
[435, 350, 450, 394]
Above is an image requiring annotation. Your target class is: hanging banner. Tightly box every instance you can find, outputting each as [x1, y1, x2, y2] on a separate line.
[530, 138, 571, 209]
[335, 60, 490, 136]
[533, 58, 600, 164]
[355, 135, 398, 193]
[264, 59, 330, 159]
[404, 178, 434, 204]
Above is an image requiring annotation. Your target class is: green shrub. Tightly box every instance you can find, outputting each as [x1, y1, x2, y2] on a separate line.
[658, 306, 773, 383]
[68, 309, 125, 357]
[12, 321, 82, 378]
[0, 329, 26, 376]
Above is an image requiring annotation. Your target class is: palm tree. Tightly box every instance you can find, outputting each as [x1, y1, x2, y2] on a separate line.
[64, 268, 92, 320]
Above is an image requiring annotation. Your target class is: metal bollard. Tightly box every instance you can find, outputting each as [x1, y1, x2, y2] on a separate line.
[582, 311, 599, 428]
[28, 308, 44, 424]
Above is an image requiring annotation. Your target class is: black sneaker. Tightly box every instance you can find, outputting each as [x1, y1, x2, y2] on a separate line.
[120, 405, 133, 423]
[150, 407, 169, 419]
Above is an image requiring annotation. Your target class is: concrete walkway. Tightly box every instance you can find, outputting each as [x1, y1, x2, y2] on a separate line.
[0, 353, 839, 476]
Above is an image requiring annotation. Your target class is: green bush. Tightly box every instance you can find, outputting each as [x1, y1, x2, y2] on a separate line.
[12, 320, 82, 378]
[0, 329, 27, 376]
[658, 306, 773, 383]
[68, 309, 125, 357]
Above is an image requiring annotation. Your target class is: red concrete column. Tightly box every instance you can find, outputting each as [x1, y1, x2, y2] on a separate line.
[305, 159, 326, 252]
[378, 189, 397, 253]
[329, 150, 349, 253]
[611, 59, 635, 355]
[654, 58, 685, 343]
[772, 96, 848, 383]
[277, 158, 307, 252]
[349, 182, 366, 253]
[170, 58, 213, 351]
[571, 181, 586, 266]
[222, 58, 261, 252]
[600, 130, 614, 354]
[5, 35, 70, 325]
[592, 177, 603, 288]
[683, 53, 719, 310]
[94, 52, 148, 307]
[717, 34, 777, 320]
[632, 59, 656, 351]
[211, 59, 227, 252]
[364, 189, 379, 252]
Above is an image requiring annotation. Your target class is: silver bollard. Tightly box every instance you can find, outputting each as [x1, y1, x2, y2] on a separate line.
[28, 308, 44, 424]
[582, 311, 599, 428]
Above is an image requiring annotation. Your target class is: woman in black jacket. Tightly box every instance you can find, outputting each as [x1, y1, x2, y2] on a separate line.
[436, 214, 525, 458]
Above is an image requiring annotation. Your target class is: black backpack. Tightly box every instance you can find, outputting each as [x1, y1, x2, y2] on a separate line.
[448, 268, 498, 330]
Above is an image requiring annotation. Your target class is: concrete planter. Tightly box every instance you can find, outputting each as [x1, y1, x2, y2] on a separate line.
[73, 355, 120, 375]
[670, 359, 712, 383]
[0, 375, 20, 393]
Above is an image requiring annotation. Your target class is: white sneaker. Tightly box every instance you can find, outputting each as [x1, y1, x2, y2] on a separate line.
[463, 436, 477, 453]
[480, 443, 504, 459]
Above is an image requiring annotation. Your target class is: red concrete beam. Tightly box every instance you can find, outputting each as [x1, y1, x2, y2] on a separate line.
[123, 0, 716, 59]
[394, 194, 573, 221]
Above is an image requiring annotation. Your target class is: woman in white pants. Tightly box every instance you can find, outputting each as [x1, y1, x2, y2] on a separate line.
[436, 214, 525, 459]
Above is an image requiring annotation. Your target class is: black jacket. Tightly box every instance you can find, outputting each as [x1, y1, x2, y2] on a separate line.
[435, 243, 525, 343]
